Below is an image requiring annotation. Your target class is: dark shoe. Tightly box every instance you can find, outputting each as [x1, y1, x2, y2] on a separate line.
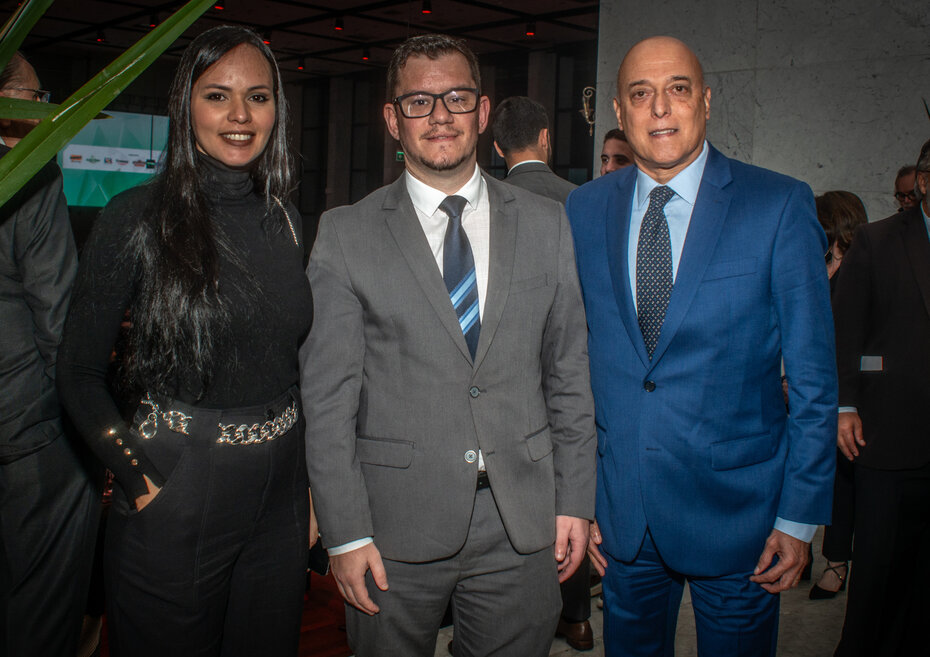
[809, 561, 848, 599]
[556, 618, 594, 651]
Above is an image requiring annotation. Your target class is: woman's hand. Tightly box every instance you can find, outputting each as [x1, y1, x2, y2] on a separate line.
[134, 474, 161, 511]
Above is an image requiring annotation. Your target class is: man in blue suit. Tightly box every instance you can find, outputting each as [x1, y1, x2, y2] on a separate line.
[566, 37, 837, 656]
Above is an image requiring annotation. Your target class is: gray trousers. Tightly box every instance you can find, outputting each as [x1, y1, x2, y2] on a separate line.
[346, 486, 561, 657]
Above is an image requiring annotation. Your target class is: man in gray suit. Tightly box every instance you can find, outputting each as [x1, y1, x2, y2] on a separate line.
[492, 96, 576, 204]
[300, 34, 596, 657]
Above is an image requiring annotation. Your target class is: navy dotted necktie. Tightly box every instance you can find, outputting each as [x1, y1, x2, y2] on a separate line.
[440, 195, 480, 359]
[636, 185, 675, 358]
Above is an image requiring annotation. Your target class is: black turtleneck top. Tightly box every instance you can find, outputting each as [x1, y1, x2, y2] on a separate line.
[57, 156, 313, 500]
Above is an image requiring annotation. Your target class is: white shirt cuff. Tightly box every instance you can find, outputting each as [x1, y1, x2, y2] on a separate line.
[326, 536, 374, 556]
[774, 517, 817, 543]
[838, 406, 857, 414]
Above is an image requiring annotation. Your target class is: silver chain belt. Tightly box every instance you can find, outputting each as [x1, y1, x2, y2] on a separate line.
[138, 394, 192, 439]
[217, 402, 298, 445]
[137, 394, 298, 445]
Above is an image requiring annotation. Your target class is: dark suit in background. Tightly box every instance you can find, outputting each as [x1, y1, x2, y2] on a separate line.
[831, 204, 930, 656]
[0, 149, 101, 656]
[505, 161, 577, 204]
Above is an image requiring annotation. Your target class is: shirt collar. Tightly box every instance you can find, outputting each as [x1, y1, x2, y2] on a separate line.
[634, 140, 709, 209]
[405, 165, 483, 217]
[507, 160, 546, 175]
[921, 202, 930, 234]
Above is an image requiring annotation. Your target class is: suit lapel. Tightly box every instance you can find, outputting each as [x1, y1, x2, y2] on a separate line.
[648, 147, 733, 368]
[382, 177, 473, 363]
[474, 174, 516, 369]
[606, 167, 650, 367]
[900, 207, 930, 320]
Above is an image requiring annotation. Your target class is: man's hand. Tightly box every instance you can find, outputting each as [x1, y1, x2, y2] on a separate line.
[587, 520, 608, 577]
[330, 542, 388, 615]
[555, 515, 589, 583]
[837, 411, 865, 461]
[749, 529, 810, 593]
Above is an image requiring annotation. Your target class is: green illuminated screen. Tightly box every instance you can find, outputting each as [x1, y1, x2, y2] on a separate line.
[57, 111, 168, 207]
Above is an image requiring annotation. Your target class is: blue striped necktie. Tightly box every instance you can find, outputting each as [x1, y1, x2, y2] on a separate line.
[636, 185, 675, 358]
[440, 195, 480, 359]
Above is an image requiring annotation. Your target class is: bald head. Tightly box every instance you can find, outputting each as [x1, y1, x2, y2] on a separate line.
[617, 37, 705, 95]
[612, 36, 711, 183]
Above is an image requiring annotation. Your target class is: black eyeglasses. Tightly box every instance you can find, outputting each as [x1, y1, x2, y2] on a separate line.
[5, 87, 51, 103]
[392, 88, 479, 119]
[894, 190, 917, 202]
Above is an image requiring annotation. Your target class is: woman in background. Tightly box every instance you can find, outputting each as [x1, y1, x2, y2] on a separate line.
[58, 26, 314, 656]
[809, 190, 868, 599]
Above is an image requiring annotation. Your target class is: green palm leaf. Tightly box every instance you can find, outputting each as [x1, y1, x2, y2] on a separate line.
[0, 96, 109, 120]
[0, 0, 215, 207]
[0, 0, 55, 73]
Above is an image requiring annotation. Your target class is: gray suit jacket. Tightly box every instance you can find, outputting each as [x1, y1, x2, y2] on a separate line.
[301, 171, 595, 563]
[504, 161, 576, 205]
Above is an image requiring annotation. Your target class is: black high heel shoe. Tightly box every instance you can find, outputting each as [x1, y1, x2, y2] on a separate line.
[809, 562, 848, 599]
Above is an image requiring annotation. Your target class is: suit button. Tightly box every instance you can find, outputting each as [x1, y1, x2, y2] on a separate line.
[464, 450, 477, 463]
[643, 380, 656, 392]
[469, 386, 480, 398]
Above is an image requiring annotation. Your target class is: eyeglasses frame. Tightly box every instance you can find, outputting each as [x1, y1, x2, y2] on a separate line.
[391, 87, 480, 119]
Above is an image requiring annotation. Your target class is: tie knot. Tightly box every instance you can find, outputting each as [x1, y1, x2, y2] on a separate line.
[649, 185, 674, 209]
[440, 195, 468, 222]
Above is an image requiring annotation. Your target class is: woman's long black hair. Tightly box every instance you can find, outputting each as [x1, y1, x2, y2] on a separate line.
[124, 25, 293, 399]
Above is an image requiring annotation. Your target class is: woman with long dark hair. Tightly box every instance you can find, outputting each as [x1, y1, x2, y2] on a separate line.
[58, 26, 314, 655]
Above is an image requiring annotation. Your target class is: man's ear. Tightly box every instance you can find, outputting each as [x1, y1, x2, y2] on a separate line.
[493, 141, 504, 159]
[383, 102, 400, 140]
[537, 128, 549, 151]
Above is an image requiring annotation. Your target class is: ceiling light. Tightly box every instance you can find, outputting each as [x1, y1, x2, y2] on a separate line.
[262, 29, 271, 45]
[148, 13, 158, 28]
[421, 0, 432, 14]
[334, 16, 344, 31]
[297, 57, 305, 71]
[525, 21, 536, 37]
[95, 29, 105, 43]
[362, 47, 370, 61]
[213, 2, 225, 9]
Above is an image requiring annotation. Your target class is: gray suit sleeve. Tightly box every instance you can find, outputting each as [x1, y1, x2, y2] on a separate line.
[541, 206, 596, 519]
[300, 211, 375, 548]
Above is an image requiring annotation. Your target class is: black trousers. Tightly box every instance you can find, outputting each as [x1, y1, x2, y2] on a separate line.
[0, 431, 102, 657]
[821, 450, 855, 562]
[105, 391, 310, 657]
[834, 461, 930, 657]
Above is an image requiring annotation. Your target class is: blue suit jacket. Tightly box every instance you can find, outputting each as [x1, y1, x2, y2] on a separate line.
[566, 144, 837, 576]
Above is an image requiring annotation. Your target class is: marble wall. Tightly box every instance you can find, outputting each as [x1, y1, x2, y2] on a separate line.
[595, 0, 930, 221]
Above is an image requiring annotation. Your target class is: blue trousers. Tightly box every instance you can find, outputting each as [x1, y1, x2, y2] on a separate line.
[602, 529, 779, 657]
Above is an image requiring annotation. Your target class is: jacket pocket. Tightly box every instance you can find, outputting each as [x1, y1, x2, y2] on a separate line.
[510, 274, 550, 293]
[710, 431, 776, 470]
[357, 436, 415, 468]
[703, 258, 757, 281]
[525, 425, 553, 461]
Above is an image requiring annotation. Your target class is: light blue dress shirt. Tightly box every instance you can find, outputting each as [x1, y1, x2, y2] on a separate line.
[627, 142, 816, 544]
